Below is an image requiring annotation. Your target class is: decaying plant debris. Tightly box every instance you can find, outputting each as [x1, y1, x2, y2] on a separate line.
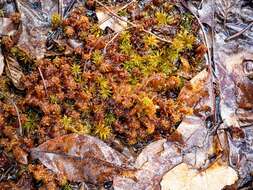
[0, 0, 253, 189]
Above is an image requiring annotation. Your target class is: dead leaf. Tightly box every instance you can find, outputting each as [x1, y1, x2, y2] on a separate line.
[113, 140, 182, 190]
[5, 56, 24, 90]
[160, 160, 238, 190]
[182, 0, 214, 27]
[96, 7, 128, 32]
[198, 0, 214, 27]
[31, 134, 135, 185]
[12, 146, 28, 165]
[0, 18, 16, 36]
[178, 69, 210, 107]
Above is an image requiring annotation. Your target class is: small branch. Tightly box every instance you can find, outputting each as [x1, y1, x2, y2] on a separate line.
[11, 99, 22, 136]
[95, 0, 171, 44]
[0, 92, 22, 136]
[38, 66, 48, 97]
[98, 0, 136, 26]
[103, 32, 120, 54]
[225, 21, 253, 41]
[63, 0, 77, 18]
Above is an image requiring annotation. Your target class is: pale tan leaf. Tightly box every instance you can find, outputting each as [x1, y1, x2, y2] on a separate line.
[96, 7, 127, 32]
[161, 160, 238, 190]
[0, 18, 16, 36]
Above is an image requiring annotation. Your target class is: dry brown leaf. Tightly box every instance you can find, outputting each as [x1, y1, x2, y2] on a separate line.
[5, 56, 24, 90]
[178, 69, 210, 107]
[12, 146, 28, 165]
[31, 134, 135, 186]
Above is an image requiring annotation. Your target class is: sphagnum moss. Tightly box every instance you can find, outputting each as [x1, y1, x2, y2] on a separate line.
[0, 0, 207, 188]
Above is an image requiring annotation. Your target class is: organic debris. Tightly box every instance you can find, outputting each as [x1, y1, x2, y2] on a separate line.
[0, 0, 206, 187]
[2, 0, 252, 189]
[31, 134, 135, 187]
[160, 160, 238, 190]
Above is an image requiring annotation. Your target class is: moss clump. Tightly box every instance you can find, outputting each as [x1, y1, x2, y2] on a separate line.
[119, 31, 132, 55]
[94, 123, 112, 140]
[51, 12, 62, 29]
[97, 77, 112, 99]
[144, 35, 159, 48]
[155, 11, 174, 26]
[71, 64, 82, 82]
[92, 50, 104, 66]
[1, 1, 205, 155]
[61, 115, 90, 135]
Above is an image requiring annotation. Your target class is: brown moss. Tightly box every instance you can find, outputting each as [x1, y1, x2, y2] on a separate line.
[0, 1, 206, 188]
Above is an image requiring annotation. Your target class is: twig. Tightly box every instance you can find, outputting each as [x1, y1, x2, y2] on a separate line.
[103, 32, 120, 54]
[225, 21, 253, 41]
[180, 0, 218, 126]
[98, 0, 136, 26]
[0, 92, 23, 136]
[95, 0, 171, 44]
[38, 66, 48, 97]
[10, 99, 22, 136]
[103, 26, 133, 54]
[63, 0, 77, 18]
[0, 92, 22, 136]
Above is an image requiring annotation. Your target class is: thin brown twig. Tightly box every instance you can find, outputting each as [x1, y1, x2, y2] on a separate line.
[95, 0, 171, 44]
[225, 21, 253, 41]
[180, 0, 218, 126]
[38, 66, 48, 97]
[103, 26, 133, 54]
[98, 0, 136, 26]
[103, 32, 120, 54]
[0, 91, 22, 136]
[11, 99, 22, 136]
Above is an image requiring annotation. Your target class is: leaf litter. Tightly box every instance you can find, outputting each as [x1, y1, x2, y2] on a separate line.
[0, 0, 253, 189]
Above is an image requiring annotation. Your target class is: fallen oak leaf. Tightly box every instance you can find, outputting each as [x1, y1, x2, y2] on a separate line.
[160, 159, 238, 190]
[5, 56, 24, 90]
[31, 134, 136, 186]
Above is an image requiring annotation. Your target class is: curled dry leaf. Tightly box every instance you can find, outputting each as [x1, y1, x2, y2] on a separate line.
[5, 56, 24, 90]
[31, 134, 136, 186]
[218, 52, 253, 127]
